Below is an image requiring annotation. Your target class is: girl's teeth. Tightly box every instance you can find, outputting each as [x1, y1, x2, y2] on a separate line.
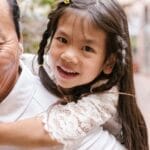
[61, 67, 76, 74]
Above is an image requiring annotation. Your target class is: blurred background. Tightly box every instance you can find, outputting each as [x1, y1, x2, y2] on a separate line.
[18, 0, 150, 146]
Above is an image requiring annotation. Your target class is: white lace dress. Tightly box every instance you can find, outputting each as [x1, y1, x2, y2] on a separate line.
[40, 86, 126, 150]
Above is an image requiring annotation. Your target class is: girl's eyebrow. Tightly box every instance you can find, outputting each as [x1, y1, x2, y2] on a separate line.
[56, 30, 96, 44]
[56, 29, 98, 45]
[55, 30, 68, 37]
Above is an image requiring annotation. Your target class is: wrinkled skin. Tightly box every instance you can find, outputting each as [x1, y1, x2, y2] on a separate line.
[0, 0, 20, 101]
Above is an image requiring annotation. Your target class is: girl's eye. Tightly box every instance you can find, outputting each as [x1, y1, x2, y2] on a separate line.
[82, 46, 94, 53]
[56, 37, 67, 44]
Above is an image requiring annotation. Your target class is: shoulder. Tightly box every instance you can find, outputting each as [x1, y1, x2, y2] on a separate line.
[21, 54, 58, 108]
[80, 85, 119, 107]
[31, 74, 58, 110]
[21, 53, 39, 75]
[20, 60, 58, 110]
[21, 53, 52, 77]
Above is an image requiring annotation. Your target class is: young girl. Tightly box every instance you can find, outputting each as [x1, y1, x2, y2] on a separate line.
[0, 0, 148, 150]
[0, 1, 123, 150]
[36, 0, 148, 149]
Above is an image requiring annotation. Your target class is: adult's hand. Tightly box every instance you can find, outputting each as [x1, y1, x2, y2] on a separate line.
[0, 117, 61, 148]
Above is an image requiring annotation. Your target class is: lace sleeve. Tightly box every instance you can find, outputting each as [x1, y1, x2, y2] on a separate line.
[41, 86, 118, 145]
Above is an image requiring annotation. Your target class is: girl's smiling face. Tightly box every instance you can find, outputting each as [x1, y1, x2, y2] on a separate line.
[49, 9, 107, 89]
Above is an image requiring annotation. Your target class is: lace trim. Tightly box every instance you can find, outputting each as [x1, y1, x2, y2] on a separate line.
[40, 86, 119, 146]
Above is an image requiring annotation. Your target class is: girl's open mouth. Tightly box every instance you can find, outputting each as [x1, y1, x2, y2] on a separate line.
[57, 66, 79, 79]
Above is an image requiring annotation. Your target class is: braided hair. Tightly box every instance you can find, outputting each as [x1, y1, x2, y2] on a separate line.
[37, 0, 148, 149]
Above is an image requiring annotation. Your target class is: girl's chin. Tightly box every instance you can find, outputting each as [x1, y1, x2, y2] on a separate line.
[56, 82, 76, 90]
[58, 84, 74, 89]
[55, 77, 76, 89]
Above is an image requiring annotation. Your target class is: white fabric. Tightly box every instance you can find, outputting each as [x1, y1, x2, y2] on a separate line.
[41, 86, 123, 150]
[0, 61, 57, 150]
[66, 127, 126, 150]
[41, 128, 126, 150]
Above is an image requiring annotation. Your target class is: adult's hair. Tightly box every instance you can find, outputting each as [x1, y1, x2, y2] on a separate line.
[7, 0, 21, 39]
[37, 0, 148, 149]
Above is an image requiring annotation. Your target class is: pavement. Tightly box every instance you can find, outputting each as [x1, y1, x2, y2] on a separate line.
[134, 73, 150, 147]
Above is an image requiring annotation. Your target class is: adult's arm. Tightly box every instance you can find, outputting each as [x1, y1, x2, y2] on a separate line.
[0, 118, 61, 148]
[0, 117, 126, 150]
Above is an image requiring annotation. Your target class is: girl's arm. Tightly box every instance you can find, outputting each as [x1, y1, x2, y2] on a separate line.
[42, 86, 119, 145]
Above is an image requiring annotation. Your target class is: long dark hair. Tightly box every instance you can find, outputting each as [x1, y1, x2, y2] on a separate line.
[37, 0, 148, 149]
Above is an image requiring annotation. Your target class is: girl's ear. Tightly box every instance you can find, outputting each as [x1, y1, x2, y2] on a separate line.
[103, 54, 116, 75]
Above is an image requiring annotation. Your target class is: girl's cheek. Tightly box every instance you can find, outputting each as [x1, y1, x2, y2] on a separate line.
[49, 48, 59, 61]
[49, 42, 63, 60]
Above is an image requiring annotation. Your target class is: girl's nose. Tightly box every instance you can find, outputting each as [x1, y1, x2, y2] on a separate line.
[60, 49, 78, 65]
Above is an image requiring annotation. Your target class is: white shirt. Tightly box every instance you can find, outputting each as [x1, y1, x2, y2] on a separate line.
[0, 61, 57, 150]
